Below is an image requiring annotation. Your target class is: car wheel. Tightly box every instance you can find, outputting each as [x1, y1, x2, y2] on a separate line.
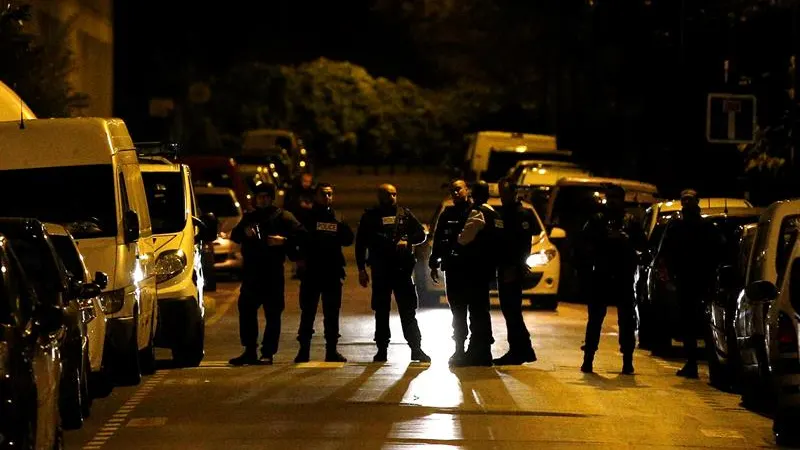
[706, 326, 733, 392]
[173, 318, 205, 367]
[139, 321, 157, 376]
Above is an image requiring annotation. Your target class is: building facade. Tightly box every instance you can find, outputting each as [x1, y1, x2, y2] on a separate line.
[27, 0, 113, 117]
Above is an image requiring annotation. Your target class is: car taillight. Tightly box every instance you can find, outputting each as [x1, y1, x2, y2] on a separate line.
[778, 312, 798, 350]
[99, 288, 125, 314]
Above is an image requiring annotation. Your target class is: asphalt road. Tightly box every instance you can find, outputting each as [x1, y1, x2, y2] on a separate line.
[64, 248, 776, 450]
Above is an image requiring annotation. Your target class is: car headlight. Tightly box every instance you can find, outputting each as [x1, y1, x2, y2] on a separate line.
[155, 249, 187, 283]
[99, 288, 125, 314]
[526, 249, 557, 268]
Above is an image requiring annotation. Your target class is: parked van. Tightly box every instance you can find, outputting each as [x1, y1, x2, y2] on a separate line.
[0, 117, 158, 386]
[138, 153, 207, 367]
[464, 131, 572, 182]
[0, 79, 36, 122]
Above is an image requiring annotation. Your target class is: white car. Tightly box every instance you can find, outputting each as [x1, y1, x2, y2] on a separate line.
[44, 223, 109, 393]
[733, 199, 800, 405]
[414, 195, 564, 309]
[195, 186, 244, 274]
[642, 197, 753, 242]
[140, 156, 206, 367]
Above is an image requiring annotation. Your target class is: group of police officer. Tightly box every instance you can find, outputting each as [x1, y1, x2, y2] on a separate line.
[226, 176, 716, 376]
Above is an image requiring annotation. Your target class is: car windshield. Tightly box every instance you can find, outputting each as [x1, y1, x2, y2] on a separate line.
[142, 172, 187, 234]
[194, 168, 234, 189]
[0, 165, 117, 239]
[49, 235, 84, 280]
[197, 193, 240, 218]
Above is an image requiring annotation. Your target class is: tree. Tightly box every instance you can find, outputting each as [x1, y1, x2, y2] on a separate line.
[0, 3, 83, 117]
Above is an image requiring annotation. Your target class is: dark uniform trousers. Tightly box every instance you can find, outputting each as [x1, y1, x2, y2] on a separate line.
[676, 279, 708, 364]
[497, 265, 532, 352]
[297, 273, 343, 344]
[583, 274, 636, 355]
[445, 266, 493, 348]
[238, 271, 285, 356]
[371, 267, 422, 348]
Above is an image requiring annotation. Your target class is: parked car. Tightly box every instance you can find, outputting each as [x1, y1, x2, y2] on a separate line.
[510, 160, 591, 217]
[0, 218, 106, 429]
[195, 186, 245, 275]
[0, 118, 159, 387]
[140, 155, 211, 367]
[636, 207, 762, 355]
[45, 223, 111, 397]
[0, 234, 65, 449]
[414, 192, 564, 309]
[733, 199, 800, 406]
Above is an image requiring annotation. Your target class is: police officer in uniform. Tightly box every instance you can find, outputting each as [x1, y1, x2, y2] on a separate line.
[356, 184, 431, 363]
[661, 189, 724, 378]
[579, 184, 645, 374]
[294, 183, 354, 363]
[493, 177, 538, 365]
[430, 179, 474, 365]
[452, 180, 499, 366]
[228, 183, 306, 366]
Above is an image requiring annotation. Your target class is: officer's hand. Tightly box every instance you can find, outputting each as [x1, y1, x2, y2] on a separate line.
[396, 240, 408, 251]
[358, 269, 369, 288]
[266, 235, 286, 246]
[430, 268, 440, 284]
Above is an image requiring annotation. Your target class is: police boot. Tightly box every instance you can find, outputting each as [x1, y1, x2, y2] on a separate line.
[581, 351, 595, 373]
[676, 362, 699, 379]
[448, 341, 466, 366]
[229, 347, 259, 366]
[373, 346, 388, 363]
[622, 353, 634, 375]
[456, 346, 492, 367]
[294, 342, 311, 363]
[410, 346, 431, 363]
[325, 344, 347, 363]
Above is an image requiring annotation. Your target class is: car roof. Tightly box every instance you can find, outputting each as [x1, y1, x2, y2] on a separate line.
[655, 198, 752, 212]
[0, 217, 46, 235]
[556, 176, 659, 194]
[194, 186, 237, 196]
[43, 222, 70, 237]
[139, 159, 183, 172]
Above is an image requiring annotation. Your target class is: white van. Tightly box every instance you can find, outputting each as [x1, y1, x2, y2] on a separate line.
[0, 117, 158, 386]
[0, 79, 36, 122]
[464, 131, 572, 182]
[138, 154, 206, 367]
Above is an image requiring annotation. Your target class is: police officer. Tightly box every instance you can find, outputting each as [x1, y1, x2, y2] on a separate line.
[430, 179, 474, 365]
[294, 183, 354, 363]
[451, 180, 499, 366]
[579, 184, 645, 375]
[228, 182, 306, 366]
[356, 184, 431, 363]
[493, 177, 538, 365]
[661, 189, 724, 378]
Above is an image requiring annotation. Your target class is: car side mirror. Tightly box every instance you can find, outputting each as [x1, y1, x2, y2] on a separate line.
[94, 271, 108, 290]
[124, 210, 140, 243]
[80, 282, 102, 299]
[198, 213, 218, 242]
[36, 304, 64, 334]
[745, 280, 779, 303]
[192, 215, 209, 243]
[717, 265, 738, 291]
[549, 227, 567, 239]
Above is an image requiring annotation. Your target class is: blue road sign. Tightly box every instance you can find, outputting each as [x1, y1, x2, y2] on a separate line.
[706, 93, 756, 144]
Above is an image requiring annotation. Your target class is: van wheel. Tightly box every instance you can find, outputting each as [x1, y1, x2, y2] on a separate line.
[114, 310, 142, 386]
[173, 318, 205, 367]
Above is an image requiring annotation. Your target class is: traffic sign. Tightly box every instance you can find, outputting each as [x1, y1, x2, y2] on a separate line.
[706, 93, 756, 144]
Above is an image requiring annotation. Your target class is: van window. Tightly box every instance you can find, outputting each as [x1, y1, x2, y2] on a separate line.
[142, 172, 187, 234]
[121, 164, 152, 234]
[0, 165, 117, 239]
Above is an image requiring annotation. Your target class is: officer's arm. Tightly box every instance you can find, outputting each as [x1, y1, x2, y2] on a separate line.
[230, 214, 249, 244]
[405, 209, 427, 247]
[429, 212, 447, 270]
[457, 209, 485, 246]
[338, 216, 355, 247]
[355, 211, 370, 271]
[575, 216, 599, 264]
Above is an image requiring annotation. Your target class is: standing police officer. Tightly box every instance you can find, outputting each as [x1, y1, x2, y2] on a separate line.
[579, 185, 645, 375]
[494, 177, 538, 365]
[661, 189, 724, 378]
[294, 183, 354, 363]
[356, 184, 431, 363]
[228, 183, 306, 366]
[452, 180, 499, 366]
[430, 179, 474, 365]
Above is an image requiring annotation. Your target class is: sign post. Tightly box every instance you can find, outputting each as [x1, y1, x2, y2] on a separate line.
[706, 93, 756, 144]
